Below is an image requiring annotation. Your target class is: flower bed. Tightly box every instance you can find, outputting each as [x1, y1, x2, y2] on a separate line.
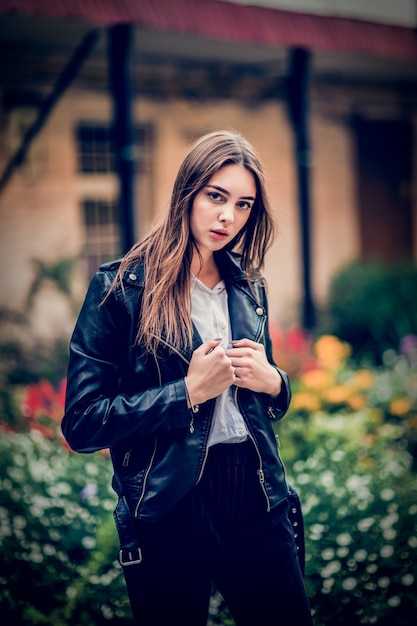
[0, 333, 416, 624]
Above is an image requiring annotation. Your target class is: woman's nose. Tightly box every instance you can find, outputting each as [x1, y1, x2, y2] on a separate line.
[218, 202, 234, 223]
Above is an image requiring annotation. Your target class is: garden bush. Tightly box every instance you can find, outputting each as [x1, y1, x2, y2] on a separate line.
[0, 427, 131, 625]
[277, 335, 417, 625]
[322, 260, 417, 363]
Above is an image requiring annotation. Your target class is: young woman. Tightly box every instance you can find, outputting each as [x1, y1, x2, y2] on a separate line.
[62, 130, 312, 626]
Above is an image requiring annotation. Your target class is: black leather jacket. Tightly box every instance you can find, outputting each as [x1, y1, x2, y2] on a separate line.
[62, 250, 291, 523]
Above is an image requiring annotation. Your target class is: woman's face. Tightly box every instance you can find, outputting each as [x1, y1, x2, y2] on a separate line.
[190, 163, 256, 259]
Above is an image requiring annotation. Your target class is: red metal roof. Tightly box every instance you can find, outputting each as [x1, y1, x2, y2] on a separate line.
[1, 0, 417, 61]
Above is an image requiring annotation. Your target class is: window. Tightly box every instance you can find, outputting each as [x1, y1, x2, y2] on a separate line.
[75, 123, 153, 174]
[75, 122, 154, 277]
[76, 124, 115, 173]
[81, 199, 121, 276]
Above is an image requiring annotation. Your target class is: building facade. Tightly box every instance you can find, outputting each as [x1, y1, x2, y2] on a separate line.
[1, 0, 416, 342]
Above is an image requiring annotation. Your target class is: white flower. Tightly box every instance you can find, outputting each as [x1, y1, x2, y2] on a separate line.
[336, 547, 349, 558]
[321, 548, 335, 561]
[377, 577, 390, 588]
[346, 475, 363, 490]
[380, 512, 399, 529]
[320, 471, 335, 488]
[47, 482, 72, 497]
[309, 524, 327, 540]
[387, 596, 401, 607]
[380, 545, 394, 558]
[86, 462, 100, 476]
[366, 564, 378, 574]
[336, 533, 353, 547]
[380, 488, 395, 501]
[13, 515, 26, 529]
[42, 543, 56, 556]
[402, 574, 414, 586]
[364, 582, 377, 591]
[321, 578, 334, 593]
[353, 549, 368, 562]
[342, 577, 357, 590]
[30, 551, 44, 563]
[321, 560, 342, 578]
[81, 536, 96, 550]
[383, 529, 397, 541]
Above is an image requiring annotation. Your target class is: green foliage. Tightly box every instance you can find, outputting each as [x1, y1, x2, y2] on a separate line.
[0, 329, 69, 428]
[1, 333, 416, 625]
[0, 254, 80, 427]
[278, 413, 417, 626]
[0, 431, 132, 625]
[276, 335, 417, 625]
[26, 256, 80, 317]
[323, 260, 417, 362]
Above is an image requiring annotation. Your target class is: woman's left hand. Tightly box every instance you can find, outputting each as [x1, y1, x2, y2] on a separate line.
[225, 338, 282, 397]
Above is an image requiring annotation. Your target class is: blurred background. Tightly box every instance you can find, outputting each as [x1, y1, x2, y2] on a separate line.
[0, 1, 416, 624]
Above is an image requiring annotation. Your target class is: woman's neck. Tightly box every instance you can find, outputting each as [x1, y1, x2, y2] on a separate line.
[191, 253, 221, 289]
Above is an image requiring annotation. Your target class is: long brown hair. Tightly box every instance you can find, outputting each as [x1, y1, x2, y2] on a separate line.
[111, 130, 276, 353]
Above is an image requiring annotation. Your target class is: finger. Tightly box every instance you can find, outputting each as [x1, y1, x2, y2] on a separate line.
[226, 347, 247, 359]
[231, 337, 253, 346]
[202, 338, 223, 355]
[230, 338, 263, 351]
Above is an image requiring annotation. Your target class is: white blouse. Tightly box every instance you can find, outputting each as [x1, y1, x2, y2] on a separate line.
[190, 274, 248, 447]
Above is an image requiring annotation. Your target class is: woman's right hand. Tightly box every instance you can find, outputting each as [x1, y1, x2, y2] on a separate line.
[186, 339, 235, 406]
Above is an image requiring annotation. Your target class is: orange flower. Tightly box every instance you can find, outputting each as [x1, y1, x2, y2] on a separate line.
[300, 369, 335, 391]
[323, 385, 350, 405]
[351, 369, 375, 391]
[347, 394, 367, 411]
[290, 392, 321, 412]
[314, 335, 352, 370]
[390, 397, 412, 416]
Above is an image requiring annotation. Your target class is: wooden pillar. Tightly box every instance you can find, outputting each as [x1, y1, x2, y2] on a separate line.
[287, 47, 315, 330]
[108, 24, 136, 254]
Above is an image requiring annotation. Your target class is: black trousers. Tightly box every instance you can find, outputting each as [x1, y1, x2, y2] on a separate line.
[123, 440, 313, 626]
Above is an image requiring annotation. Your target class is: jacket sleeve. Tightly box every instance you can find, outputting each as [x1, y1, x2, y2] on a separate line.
[258, 280, 292, 421]
[61, 270, 191, 453]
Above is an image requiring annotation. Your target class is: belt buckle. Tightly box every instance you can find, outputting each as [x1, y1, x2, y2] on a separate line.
[118, 547, 142, 567]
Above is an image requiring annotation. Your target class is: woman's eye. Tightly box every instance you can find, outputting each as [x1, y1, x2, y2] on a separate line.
[208, 192, 223, 202]
[237, 201, 252, 211]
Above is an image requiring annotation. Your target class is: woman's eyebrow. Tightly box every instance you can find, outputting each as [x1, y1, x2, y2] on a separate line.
[206, 184, 255, 201]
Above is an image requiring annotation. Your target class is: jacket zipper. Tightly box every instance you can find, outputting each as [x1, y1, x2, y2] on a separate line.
[152, 335, 197, 433]
[134, 436, 158, 517]
[195, 417, 213, 484]
[235, 386, 271, 512]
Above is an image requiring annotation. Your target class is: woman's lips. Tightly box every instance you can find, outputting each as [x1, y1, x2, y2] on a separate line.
[210, 230, 228, 240]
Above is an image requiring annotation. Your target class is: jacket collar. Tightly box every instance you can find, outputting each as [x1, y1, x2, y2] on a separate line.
[115, 250, 263, 361]
[119, 250, 249, 290]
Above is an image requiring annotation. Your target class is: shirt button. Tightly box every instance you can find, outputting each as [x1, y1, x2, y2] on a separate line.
[256, 307, 263, 316]
[129, 273, 137, 281]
